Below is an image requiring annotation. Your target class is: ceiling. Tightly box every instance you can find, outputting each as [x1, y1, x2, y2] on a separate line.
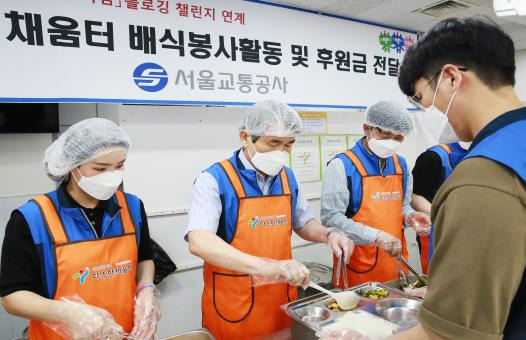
[266, 0, 526, 50]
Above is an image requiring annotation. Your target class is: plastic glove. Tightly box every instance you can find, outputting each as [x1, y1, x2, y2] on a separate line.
[44, 295, 123, 340]
[130, 284, 161, 340]
[403, 286, 427, 299]
[251, 258, 311, 289]
[375, 231, 402, 257]
[404, 211, 431, 236]
[327, 229, 355, 264]
[317, 329, 370, 340]
[279, 260, 311, 288]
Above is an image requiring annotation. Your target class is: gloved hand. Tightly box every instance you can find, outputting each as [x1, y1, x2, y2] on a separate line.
[404, 211, 431, 236]
[252, 258, 311, 289]
[317, 329, 369, 340]
[46, 295, 123, 340]
[130, 283, 161, 340]
[375, 231, 402, 257]
[403, 286, 427, 299]
[327, 228, 355, 264]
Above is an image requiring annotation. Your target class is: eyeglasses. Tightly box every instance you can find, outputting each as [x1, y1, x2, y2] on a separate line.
[408, 66, 469, 110]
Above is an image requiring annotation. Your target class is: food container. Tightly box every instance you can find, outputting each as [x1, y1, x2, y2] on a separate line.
[298, 262, 333, 299]
[281, 282, 421, 340]
[375, 298, 422, 329]
[161, 328, 215, 340]
[295, 305, 332, 324]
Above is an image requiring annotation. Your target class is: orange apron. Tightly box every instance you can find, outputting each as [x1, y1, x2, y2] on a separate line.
[28, 192, 137, 340]
[333, 151, 407, 288]
[419, 233, 430, 274]
[202, 160, 297, 340]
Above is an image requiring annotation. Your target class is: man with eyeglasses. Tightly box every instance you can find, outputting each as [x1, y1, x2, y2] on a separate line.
[321, 101, 431, 288]
[390, 17, 526, 340]
[410, 79, 472, 276]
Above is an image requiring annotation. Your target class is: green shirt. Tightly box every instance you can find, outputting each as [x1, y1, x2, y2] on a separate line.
[419, 157, 526, 340]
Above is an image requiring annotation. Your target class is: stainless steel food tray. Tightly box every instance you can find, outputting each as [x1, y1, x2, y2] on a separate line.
[281, 282, 421, 339]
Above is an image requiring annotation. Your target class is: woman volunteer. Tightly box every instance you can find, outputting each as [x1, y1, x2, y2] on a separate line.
[0, 118, 159, 339]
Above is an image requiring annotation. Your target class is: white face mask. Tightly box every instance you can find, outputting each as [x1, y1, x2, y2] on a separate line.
[367, 131, 401, 158]
[248, 140, 289, 176]
[419, 71, 460, 144]
[73, 168, 123, 200]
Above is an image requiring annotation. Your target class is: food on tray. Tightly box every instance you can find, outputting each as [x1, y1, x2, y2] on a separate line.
[400, 275, 427, 289]
[363, 287, 389, 299]
[333, 291, 360, 310]
[327, 301, 340, 312]
[326, 295, 361, 312]
[322, 310, 399, 339]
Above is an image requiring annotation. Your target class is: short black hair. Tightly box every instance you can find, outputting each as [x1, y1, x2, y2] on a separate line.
[398, 17, 516, 97]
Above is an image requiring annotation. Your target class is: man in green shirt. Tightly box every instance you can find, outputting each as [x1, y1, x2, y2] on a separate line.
[391, 17, 526, 340]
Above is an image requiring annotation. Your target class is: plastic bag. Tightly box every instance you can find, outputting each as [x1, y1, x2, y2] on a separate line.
[151, 238, 177, 284]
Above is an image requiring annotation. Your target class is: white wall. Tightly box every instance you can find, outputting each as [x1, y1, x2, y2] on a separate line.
[516, 49, 526, 102]
[0, 134, 54, 198]
[0, 133, 55, 339]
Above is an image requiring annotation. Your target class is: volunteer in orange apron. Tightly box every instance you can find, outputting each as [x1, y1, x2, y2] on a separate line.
[411, 142, 469, 274]
[0, 118, 159, 340]
[185, 100, 354, 340]
[321, 101, 431, 287]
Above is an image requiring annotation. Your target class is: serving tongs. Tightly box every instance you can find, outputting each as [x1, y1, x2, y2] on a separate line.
[397, 255, 427, 287]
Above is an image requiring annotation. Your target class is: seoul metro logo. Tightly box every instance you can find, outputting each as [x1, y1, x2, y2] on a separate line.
[133, 62, 168, 92]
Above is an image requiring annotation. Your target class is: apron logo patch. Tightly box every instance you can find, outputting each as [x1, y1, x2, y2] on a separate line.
[72, 267, 90, 284]
[371, 191, 401, 203]
[250, 215, 289, 230]
[248, 216, 259, 230]
[88, 261, 134, 280]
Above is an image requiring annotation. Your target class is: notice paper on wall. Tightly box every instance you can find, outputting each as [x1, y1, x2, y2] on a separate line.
[347, 134, 364, 149]
[291, 135, 321, 183]
[299, 112, 328, 134]
[320, 134, 348, 176]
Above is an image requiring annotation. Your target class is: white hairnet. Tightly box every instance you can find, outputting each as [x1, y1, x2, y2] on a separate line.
[366, 101, 414, 136]
[44, 118, 131, 182]
[239, 100, 303, 137]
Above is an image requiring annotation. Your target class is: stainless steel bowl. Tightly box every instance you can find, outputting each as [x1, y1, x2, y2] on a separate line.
[383, 307, 417, 322]
[293, 306, 332, 325]
[161, 328, 215, 340]
[375, 298, 422, 329]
